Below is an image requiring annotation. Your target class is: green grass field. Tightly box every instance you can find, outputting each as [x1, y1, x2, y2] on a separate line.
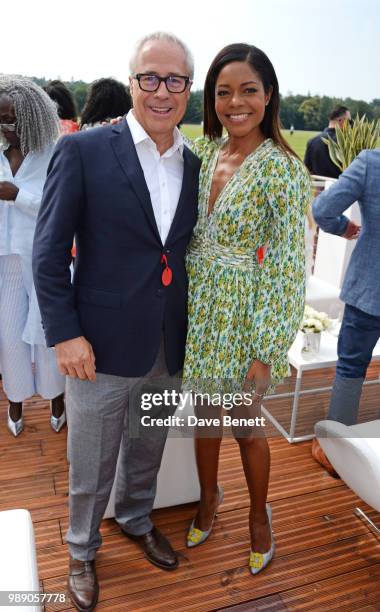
[181, 124, 318, 160]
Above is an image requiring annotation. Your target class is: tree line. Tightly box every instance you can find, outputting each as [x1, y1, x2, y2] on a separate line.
[33, 77, 380, 131]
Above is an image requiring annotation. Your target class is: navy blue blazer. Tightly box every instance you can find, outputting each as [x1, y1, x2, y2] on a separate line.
[32, 120, 200, 376]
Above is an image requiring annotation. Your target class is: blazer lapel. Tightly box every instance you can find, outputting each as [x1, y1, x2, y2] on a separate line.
[165, 146, 198, 245]
[110, 121, 161, 242]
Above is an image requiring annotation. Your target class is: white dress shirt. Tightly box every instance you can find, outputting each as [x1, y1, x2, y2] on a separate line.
[126, 110, 184, 244]
[0, 144, 54, 256]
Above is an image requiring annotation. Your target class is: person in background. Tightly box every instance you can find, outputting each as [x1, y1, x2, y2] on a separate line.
[182, 43, 310, 575]
[44, 80, 79, 135]
[80, 77, 132, 129]
[304, 105, 351, 178]
[312, 149, 379, 475]
[0, 76, 66, 437]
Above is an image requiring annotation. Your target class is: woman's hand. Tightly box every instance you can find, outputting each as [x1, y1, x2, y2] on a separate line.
[0, 181, 19, 201]
[243, 359, 271, 396]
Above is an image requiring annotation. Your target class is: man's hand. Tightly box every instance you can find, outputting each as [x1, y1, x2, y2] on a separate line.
[0, 181, 19, 201]
[342, 220, 361, 240]
[243, 359, 271, 395]
[55, 336, 96, 381]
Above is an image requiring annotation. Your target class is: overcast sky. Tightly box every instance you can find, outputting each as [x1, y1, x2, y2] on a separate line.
[3, 0, 379, 101]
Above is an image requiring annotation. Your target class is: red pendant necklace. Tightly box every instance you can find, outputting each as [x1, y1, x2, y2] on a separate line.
[161, 254, 172, 286]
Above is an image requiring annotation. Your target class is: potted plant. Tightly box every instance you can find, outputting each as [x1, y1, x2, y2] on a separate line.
[301, 305, 332, 355]
[322, 114, 380, 171]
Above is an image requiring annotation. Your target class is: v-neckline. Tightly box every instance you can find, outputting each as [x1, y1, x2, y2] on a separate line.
[3, 146, 27, 178]
[205, 138, 270, 220]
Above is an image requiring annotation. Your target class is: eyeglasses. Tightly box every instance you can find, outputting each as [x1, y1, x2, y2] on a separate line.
[133, 73, 191, 93]
[0, 123, 17, 132]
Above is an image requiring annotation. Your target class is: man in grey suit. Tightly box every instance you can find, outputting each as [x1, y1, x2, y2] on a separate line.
[33, 32, 200, 611]
[312, 149, 380, 471]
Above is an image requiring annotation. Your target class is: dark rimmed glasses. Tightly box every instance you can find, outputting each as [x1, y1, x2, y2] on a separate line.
[133, 73, 191, 93]
[0, 123, 17, 132]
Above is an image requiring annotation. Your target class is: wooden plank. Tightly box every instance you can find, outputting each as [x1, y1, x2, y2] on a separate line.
[222, 563, 380, 611]
[0, 439, 42, 458]
[0, 494, 68, 523]
[42, 534, 380, 611]
[38, 506, 379, 581]
[0, 452, 70, 482]
[53, 453, 342, 514]
[0, 473, 55, 502]
[58, 485, 376, 546]
[34, 519, 62, 549]
[218, 596, 287, 611]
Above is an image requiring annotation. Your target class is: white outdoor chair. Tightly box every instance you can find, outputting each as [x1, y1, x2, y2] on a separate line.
[0, 509, 41, 612]
[306, 175, 361, 318]
[315, 419, 380, 537]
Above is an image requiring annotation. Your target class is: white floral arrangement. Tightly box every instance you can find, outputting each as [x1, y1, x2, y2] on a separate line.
[301, 305, 332, 334]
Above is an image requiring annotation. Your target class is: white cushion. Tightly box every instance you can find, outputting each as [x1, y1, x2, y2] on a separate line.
[306, 275, 343, 318]
[0, 509, 41, 612]
[315, 420, 380, 511]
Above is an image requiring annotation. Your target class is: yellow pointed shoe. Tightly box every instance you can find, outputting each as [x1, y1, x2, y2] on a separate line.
[249, 504, 275, 575]
[186, 485, 224, 548]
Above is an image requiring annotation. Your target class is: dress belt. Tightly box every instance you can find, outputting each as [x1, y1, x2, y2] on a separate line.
[187, 237, 261, 270]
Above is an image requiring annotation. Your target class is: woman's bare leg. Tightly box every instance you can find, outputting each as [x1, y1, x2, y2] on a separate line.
[232, 401, 271, 552]
[192, 403, 223, 530]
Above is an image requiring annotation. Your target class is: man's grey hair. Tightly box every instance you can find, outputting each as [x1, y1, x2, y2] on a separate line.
[129, 32, 194, 79]
[0, 75, 60, 156]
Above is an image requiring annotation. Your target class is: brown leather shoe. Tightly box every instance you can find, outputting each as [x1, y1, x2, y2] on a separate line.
[68, 558, 99, 611]
[123, 526, 178, 570]
[312, 438, 340, 478]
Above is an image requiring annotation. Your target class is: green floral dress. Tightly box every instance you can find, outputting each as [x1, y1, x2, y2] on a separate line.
[182, 137, 311, 392]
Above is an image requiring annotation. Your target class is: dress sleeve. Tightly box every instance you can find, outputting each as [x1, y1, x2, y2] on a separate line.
[251, 156, 311, 366]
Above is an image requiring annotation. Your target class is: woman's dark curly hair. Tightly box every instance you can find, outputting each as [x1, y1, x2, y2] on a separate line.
[80, 77, 132, 128]
[44, 80, 77, 121]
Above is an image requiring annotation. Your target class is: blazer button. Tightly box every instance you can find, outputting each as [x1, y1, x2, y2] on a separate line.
[157, 288, 163, 297]
[166, 249, 171, 253]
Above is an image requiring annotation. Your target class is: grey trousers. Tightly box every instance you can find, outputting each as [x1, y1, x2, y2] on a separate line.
[65, 340, 173, 561]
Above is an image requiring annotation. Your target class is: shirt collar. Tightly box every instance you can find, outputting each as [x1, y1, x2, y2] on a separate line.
[126, 109, 184, 158]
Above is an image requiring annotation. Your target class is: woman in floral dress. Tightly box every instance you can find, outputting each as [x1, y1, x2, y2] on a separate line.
[183, 43, 311, 574]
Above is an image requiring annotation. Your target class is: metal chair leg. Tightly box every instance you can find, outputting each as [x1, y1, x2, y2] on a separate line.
[354, 507, 380, 538]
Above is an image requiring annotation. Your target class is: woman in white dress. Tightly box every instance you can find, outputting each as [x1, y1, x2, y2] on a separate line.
[0, 76, 66, 436]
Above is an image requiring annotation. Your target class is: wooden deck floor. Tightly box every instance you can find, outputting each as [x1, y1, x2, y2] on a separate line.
[1, 364, 380, 612]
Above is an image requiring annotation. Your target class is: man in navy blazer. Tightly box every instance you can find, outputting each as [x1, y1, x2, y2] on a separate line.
[33, 32, 200, 611]
[312, 148, 380, 472]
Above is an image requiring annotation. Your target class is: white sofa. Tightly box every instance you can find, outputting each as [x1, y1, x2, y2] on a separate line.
[0, 509, 41, 612]
[315, 419, 380, 534]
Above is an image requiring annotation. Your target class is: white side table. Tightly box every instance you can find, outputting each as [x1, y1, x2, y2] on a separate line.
[261, 331, 380, 443]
